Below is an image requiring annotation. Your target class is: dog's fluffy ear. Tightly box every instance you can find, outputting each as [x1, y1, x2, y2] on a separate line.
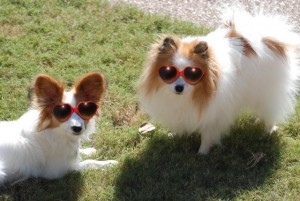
[158, 36, 178, 54]
[33, 74, 64, 131]
[74, 72, 105, 103]
[34, 74, 64, 107]
[194, 41, 209, 59]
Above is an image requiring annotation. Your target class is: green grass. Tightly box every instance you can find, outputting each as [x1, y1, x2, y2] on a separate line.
[0, 0, 299, 200]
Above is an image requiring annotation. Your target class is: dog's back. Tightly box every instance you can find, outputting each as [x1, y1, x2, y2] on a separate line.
[0, 110, 45, 184]
[215, 9, 300, 121]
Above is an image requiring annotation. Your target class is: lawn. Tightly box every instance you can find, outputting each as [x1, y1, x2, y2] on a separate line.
[0, 0, 299, 200]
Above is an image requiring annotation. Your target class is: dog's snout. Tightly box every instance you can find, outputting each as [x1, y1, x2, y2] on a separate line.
[175, 85, 184, 94]
[71, 126, 82, 134]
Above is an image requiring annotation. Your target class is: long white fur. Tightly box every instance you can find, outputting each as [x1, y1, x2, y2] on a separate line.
[139, 9, 300, 154]
[0, 88, 118, 185]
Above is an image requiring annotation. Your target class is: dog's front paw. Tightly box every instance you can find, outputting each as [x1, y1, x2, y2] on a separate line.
[79, 147, 97, 156]
[265, 125, 279, 134]
[101, 160, 119, 168]
[79, 160, 118, 170]
[197, 135, 220, 155]
[197, 145, 210, 155]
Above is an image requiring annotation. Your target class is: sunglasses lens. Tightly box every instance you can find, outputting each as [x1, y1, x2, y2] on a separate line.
[159, 66, 177, 82]
[78, 102, 98, 119]
[184, 67, 203, 83]
[53, 104, 72, 121]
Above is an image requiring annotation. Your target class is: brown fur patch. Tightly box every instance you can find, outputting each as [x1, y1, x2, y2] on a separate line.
[158, 36, 178, 54]
[262, 38, 287, 58]
[33, 74, 65, 131]
[138, 36, 219, 118]
[74, 72, 106, 118]
[74, 72, 106, 103]
[222, 20, 235, 29]
[225, 24, 256, 57]
[191, 41, 219, 116]
[240, 37, 256, 56]
[138, 36, 180, 95]
[194, 41, 209, 59]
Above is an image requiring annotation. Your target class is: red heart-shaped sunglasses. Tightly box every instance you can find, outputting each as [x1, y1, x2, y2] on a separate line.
[52, 101, 99, 122]
[159, 66, 205, 85]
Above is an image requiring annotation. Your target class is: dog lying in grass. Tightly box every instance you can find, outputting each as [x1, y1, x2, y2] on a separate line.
[0, 72, 118, 185]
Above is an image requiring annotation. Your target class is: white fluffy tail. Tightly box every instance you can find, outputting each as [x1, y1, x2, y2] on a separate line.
[221, 7, 300, 47]
[221, 8, 300, 122]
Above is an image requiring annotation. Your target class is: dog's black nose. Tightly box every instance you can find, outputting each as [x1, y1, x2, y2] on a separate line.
[71, 126, 82, 134]
[175, 85, 184, 93]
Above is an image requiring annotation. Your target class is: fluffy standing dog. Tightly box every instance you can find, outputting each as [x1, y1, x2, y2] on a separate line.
[138, 10, 300, 154]
[0, 72, 118, 185]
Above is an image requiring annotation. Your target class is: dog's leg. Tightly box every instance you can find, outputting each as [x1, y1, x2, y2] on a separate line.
[0, 172, 5, 185]
[198, 122, 231, 154]
[0, 162, 6, 185]
[79, 160, 118, 170]
[198, 132, 221, 155]
[79, 147, 97, 156]
[264, 123, 278, 134]
[257, 113, 279, 134]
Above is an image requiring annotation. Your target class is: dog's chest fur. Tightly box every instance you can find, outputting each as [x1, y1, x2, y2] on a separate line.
[140, 86, 202, 135]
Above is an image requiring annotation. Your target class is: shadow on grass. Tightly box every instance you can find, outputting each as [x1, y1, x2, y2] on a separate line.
[0, 172, 84, 201]
[114, 117, 282, 201]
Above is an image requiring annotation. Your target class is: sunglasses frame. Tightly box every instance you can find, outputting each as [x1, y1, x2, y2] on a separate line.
[158, 66, 205, 85]
[52, 101, 99, 122]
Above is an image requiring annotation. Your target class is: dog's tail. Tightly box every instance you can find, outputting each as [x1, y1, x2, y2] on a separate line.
[219, 8, 300, 121]
[220, 8, 300, 53]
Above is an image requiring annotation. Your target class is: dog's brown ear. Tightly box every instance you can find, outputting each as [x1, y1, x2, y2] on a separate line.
[194, 41, 209, 59]
[34, 74, 64, 106]
[74, 72, 105, 103]
[159, 36, 177, 54]
[33, 74, 65, 131]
